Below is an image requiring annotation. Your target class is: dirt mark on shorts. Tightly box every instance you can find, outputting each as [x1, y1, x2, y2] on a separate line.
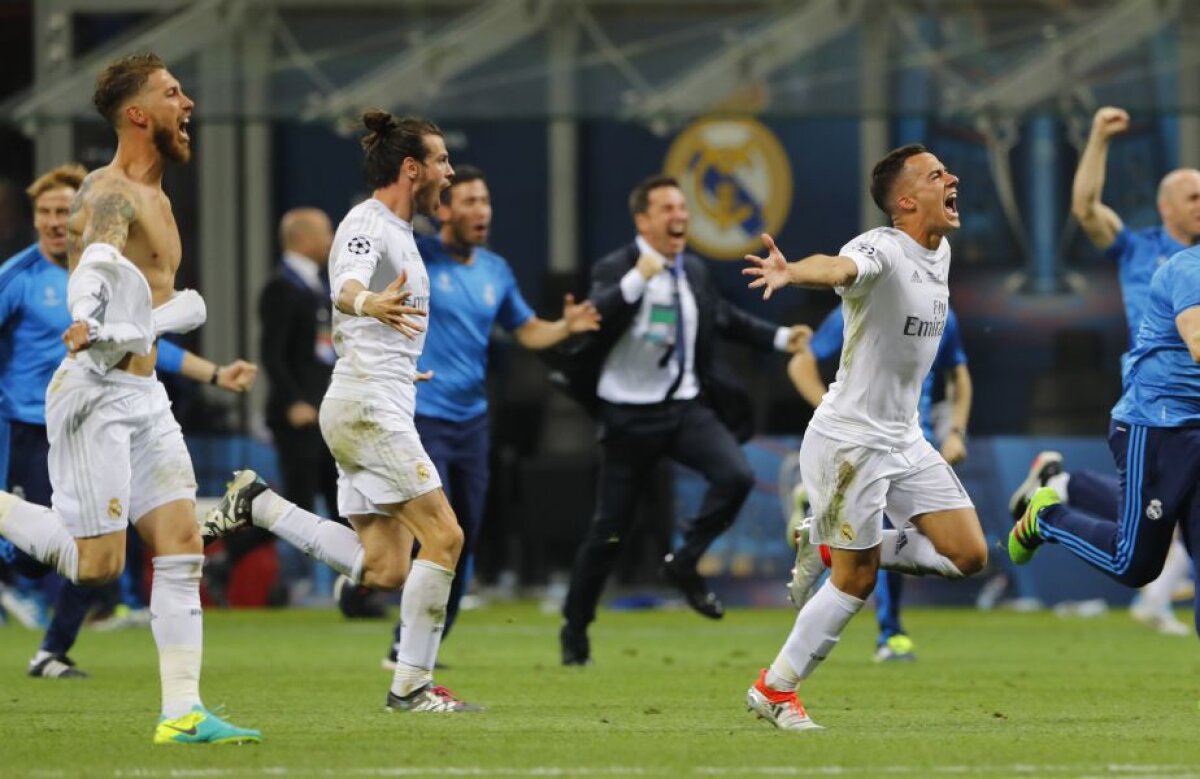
[819, 460, 857, 540]
[324, 402, 384, 473]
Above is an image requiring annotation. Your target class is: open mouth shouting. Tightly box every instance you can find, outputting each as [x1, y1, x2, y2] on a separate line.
[944, 191, 959, 221]
[179, 115, 190, 145]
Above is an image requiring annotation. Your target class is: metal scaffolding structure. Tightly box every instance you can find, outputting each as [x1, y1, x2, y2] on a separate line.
[5, 0, 1195, 395]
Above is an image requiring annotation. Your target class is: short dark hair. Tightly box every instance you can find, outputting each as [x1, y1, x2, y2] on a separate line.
[441, 164, 485, 205]
[360, 110, 443, 190]
[93, 53, 166, 126]
[869, 143, 929, 217]
[629, 174, 680, 217]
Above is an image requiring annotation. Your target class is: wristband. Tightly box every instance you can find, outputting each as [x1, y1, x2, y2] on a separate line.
[353, 290, 371, 317]
[209, 366, 221, 385]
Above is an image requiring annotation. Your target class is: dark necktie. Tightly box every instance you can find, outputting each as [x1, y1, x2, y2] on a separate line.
[662, 259, 686, 401]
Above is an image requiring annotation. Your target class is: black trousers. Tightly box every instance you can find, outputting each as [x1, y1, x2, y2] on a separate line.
[562, 399, 754, 629]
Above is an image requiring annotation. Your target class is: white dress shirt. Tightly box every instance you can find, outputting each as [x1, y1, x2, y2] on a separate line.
[282, 251, 325, 295]
[596, 237, 792, 405]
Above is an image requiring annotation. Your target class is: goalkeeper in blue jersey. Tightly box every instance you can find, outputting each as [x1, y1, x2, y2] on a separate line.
[0, 163, 256, 677]
[786, 302, 972, 661]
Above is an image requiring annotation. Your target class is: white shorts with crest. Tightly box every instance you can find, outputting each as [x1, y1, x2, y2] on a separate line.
[46, 360, 196, 538]
[319, 385, 440, 517]
[798, 428, 973, 550]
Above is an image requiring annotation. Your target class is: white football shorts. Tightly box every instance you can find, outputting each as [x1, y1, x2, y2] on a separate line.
[46, 360, 197, 538]
[319, 388, 441, 517]
[799, 428, 973, 550]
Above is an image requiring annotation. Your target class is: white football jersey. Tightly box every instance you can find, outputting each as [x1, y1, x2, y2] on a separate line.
[808, 227, 951, 450]
[326, 197, 430, 404]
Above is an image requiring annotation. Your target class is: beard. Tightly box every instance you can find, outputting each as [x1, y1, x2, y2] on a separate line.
[153, 125, 192, 164]
[414, 182, 443, 219]
[448, 221, 485, 249]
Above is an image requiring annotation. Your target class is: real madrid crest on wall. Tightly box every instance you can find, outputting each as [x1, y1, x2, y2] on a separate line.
[663, 117, 793, 260]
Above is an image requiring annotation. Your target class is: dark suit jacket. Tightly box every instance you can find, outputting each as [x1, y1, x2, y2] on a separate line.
[550, 242, 782, 441]
[260, 264, 334, 431]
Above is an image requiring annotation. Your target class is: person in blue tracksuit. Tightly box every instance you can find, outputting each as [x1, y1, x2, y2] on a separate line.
[0, 163, 257, 677]
[1010, 245, 1200, 638]
[1008, 106, 1200, 635]
[789, 302, 971, 661]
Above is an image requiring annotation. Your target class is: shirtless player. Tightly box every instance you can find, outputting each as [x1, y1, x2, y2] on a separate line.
[0, 53, 260, 744]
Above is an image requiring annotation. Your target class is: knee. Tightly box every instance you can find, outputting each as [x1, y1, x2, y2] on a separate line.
[951, 541, 988, 578]
[1121, 567, 1159, 589]
[76, 551, 124, 586]
[719, 465, 755, 499]
[428, 515, 465, 560]
[830, 561, 879, 600]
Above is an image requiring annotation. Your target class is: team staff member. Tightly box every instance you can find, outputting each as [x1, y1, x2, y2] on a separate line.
[559, 174, 808, 665]
[381, 165, 600, 666]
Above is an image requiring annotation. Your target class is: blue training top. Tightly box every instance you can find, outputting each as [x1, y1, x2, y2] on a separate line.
[1113, 245, 1200, 428]
[1106, 226, 1187, 347]
[0, 243, 185, 426]
[809, 304, 967, 444]
[415, 236, 535, 422]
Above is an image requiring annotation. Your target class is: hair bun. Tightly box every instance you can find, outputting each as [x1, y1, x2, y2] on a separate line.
[362, 109, 394, 135]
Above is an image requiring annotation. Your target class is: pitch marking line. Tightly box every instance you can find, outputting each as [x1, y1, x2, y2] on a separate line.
[21, 765, 1199, 778]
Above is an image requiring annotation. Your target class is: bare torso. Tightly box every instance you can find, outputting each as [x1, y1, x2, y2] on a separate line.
[67, 166, 182, 375]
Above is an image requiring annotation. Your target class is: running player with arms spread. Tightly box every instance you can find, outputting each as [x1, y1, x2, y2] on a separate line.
[741, 144, 988, 731]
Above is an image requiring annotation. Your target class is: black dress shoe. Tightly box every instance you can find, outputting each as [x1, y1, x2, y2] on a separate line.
[660, 554, 724, 620]
[560, 623, 592, 666]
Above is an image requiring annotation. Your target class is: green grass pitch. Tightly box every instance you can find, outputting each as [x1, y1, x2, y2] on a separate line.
[1, 604, 1198, 777]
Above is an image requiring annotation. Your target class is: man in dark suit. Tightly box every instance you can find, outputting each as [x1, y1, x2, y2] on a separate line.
[559, 175, 808, 665]
[261, 207, 339, 519]
[209, 208, 363, 610]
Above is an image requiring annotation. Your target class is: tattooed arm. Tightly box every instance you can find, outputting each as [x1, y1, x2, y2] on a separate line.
[62, 177, 140, 352]
[67, 176, 136, 270]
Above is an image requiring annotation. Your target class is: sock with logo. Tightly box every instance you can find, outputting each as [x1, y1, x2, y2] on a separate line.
[879, 527, 964, 578]
[252, 494, 364, 584]
[0, 496, 79, 582]
[767, 582, 864, 691]
[389, 559, 454, 697]
[151, 555, 204, 719]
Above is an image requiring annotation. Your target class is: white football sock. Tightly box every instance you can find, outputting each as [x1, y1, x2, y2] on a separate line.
[1139, 536, 1190, 614]
[250, 489, 293, 527]
[151, 555, 204, 719]
[390, 559, 454, 697]
[252, 493, 363, 583]
[1046, 472, 1070, 502]
[0, 496, 79, 582]
[767, 582, 864, 690]
[880, 527, 964, 578]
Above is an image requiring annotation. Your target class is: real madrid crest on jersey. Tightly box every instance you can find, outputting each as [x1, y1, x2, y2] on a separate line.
[663, 117, 793, 260]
